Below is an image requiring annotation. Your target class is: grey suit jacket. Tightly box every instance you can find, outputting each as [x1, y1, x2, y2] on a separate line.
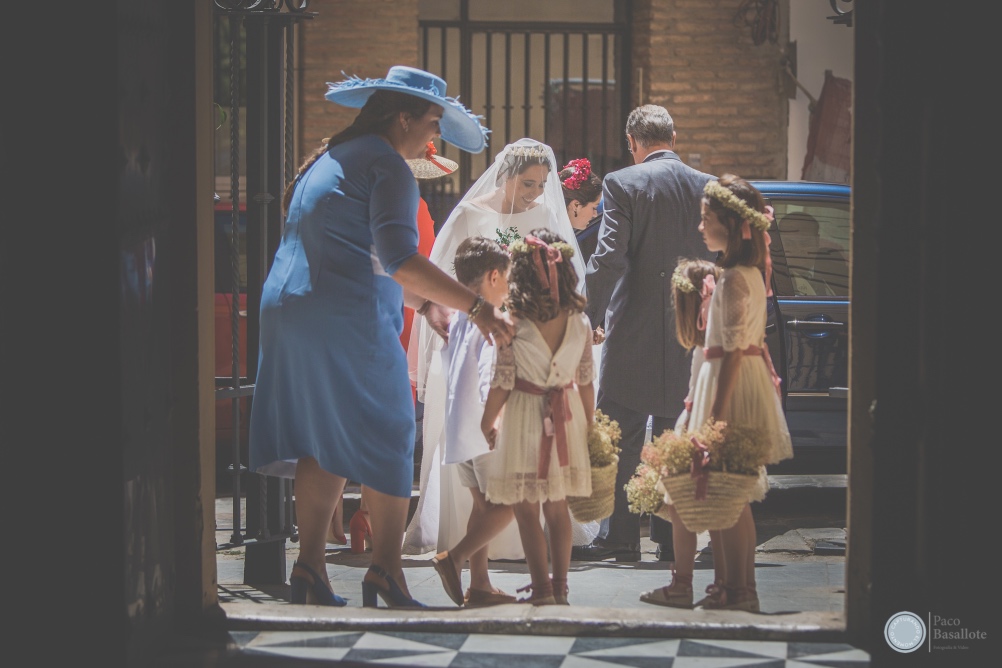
[585, 150, 716, 417]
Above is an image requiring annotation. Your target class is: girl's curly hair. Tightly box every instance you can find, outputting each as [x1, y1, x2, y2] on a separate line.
[505, 228, 587, 321]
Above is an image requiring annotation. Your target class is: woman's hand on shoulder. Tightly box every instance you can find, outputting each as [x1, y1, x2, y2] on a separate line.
[473, 303, 515, 347]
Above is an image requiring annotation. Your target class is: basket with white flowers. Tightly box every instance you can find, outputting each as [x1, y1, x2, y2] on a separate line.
[626, 418, 771, 533]
[567, 409, 622, 523]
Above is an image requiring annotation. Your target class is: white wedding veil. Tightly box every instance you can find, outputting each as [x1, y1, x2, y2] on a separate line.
[401, 138, 585, 557]
[414, 137, 585, 401]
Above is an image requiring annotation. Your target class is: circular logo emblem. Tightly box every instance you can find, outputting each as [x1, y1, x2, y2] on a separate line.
[884, 611, 926, 653]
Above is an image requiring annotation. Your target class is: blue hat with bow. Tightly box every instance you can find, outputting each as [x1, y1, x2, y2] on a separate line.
[325, 66, 489, 154]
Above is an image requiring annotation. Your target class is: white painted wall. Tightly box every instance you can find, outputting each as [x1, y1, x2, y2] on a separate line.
[787, 2, 854, 180]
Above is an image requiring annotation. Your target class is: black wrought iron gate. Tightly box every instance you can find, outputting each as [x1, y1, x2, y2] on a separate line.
[213, 0, 315, 585]
[211, 0, 632, 587]
[417, 2, 632, 228]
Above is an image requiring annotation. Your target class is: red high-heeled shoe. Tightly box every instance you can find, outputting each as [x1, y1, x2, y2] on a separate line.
[349, 509, 372, 554]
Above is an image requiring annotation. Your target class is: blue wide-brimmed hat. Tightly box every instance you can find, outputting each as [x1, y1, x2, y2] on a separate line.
[325, 66, 489, 154]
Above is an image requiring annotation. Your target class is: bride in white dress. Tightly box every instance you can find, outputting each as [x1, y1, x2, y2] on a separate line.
[403, 138, 589, 559]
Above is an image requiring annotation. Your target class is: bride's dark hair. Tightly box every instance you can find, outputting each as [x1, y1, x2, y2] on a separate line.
[495, 143, 551, 186]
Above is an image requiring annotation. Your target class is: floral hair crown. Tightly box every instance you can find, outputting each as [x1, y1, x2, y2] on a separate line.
[507, 239, 575, 259]
[671, 266, 697, 293]
[508, 144, 548, 159]
[703, 180, 771, 231]
[561, 158, 592, 190]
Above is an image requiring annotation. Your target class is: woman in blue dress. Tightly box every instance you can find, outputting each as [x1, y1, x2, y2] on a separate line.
[249, 66, 513, 608]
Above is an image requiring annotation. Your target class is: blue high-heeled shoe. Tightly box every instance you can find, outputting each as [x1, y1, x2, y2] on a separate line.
[289, 562, 347, 607]
[361, 564, 427, 608]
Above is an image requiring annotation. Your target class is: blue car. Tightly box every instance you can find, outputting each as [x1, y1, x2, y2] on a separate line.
[576, 180, 850, 474]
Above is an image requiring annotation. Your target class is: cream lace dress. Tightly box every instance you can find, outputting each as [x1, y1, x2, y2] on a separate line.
[485, 312, 594, 505]
[685, 265, 793, 503]
[402, 203, 577, 558]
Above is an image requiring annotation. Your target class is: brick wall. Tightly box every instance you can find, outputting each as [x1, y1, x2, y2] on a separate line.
[295, 0, 787, 180]
[297, 0, 420, 160]
[633, 0, 788, 179]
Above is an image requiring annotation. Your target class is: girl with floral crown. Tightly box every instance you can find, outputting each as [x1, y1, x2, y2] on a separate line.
[675, 174, 793, 612]
[403, 139, 585, 563]
[639, 257, 724, 609]
[476, 227, 595, 605]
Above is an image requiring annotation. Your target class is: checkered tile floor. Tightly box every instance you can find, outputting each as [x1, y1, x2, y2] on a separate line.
[231, 630, 870, 666]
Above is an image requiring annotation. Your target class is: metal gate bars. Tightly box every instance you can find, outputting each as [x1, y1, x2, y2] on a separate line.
[213, 0, 315, 585]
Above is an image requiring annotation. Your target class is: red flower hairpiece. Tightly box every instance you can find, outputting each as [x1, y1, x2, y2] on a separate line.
[423, 141, 453, 174]
[561, 158, 591, 190]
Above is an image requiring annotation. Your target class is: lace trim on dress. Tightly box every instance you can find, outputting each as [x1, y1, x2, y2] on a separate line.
[491, 343, 516, 389]
[718, 269, 753, 351]
[485, 469, 592, 506]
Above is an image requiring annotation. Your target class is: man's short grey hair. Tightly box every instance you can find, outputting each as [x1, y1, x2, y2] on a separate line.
[625, 104, 675, 148]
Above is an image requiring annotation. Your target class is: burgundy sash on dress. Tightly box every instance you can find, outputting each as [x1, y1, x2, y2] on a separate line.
[703, 344, 782, 400]
[513, 377, 574, 479]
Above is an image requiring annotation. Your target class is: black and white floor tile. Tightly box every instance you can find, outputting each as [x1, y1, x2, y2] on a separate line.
[232, 630, 870, 666]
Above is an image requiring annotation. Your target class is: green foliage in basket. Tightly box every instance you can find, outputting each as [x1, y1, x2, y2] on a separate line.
[587, 409, 622, 468]
[654, 418, 772, 477]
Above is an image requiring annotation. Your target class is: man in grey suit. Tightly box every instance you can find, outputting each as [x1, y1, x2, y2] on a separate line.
[572, 105, 716, 562]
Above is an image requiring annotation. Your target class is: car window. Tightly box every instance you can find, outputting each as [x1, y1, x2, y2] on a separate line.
[771, 201, 849, 297]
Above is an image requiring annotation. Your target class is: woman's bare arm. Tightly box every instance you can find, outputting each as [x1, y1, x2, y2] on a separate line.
[393, 254, 514, 346]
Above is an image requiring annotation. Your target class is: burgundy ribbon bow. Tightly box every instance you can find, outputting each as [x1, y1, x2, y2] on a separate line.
[690, 436, 711, 501]
[740, 218, 752, 240]
[737, 205, 773, 296]
[739, 205, 776, 297]
[697, 273, 715, 332]
[524, 235, 562, 306]
[704, 344, 782, 401]
[514, 378, 573, 479]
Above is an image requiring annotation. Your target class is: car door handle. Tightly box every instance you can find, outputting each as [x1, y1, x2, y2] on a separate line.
[786, 319, 846, 330]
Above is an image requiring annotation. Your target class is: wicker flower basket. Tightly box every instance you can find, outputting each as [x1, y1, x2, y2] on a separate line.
[661, 471, 760, 533]
[651, 501, 674, 523]
[567, 457, 618, 523]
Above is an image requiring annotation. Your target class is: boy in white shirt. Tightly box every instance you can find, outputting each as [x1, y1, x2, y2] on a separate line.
[432, 236, 517, 607]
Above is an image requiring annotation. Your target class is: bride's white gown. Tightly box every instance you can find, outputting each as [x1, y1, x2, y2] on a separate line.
[401, 201, 601, 558]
